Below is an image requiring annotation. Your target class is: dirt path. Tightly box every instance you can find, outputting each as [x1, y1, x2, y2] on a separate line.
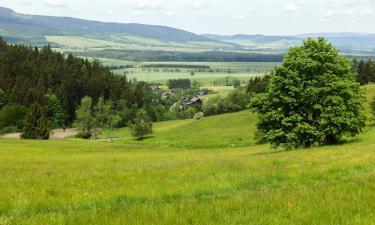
[1, 129, 78, 140]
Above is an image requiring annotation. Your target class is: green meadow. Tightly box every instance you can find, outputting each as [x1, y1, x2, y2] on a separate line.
[1, 85, 375, 224]
[106, 60, 279, 85]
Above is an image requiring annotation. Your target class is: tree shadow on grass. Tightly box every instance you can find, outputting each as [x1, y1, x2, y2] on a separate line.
[250, 136, 364, 156]
[131, 135, 155, 141]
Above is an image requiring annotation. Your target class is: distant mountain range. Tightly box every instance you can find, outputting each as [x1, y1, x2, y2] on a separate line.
[1, 6, 375, 56]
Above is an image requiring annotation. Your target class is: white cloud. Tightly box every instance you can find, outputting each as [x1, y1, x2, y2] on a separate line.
[45, 0, 67, 7]
[186, 3, 209, 11]
[132, 0, 162, 10]
[235, 14, 246, 19]
[18, 0, 31, 5]
[284, 2, 300, 12]
[164, 10, 176, 17]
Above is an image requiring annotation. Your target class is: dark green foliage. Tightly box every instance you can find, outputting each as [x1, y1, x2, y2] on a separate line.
[0, 89, 5, 109]
[203, 89, 251, 116]
[355, 59, 375, 85]
[246, 75, 271, 94]
[129, 109, 153, 140]
[251, 38, 366, 149]
[21, 103, 50, 140]
[44, 92, 65, 129]
[0, 104, 27, 131]
[213, 76, 242, 87]
[167, 79, 191, 89]
[0, 38, 132, 124]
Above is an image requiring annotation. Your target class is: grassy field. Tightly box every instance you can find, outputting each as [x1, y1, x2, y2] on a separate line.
[1, 86, 375, 224]
[46, 36, 231, 53]
[105, 60, 279, 85]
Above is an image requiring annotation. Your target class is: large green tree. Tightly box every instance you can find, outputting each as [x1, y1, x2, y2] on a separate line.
[21, 103, 50, 140]
[251, 38, 366, 149]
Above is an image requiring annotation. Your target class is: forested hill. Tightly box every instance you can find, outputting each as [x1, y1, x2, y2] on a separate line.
[0, 38, 139, 123]
[0, 6, 209, 43]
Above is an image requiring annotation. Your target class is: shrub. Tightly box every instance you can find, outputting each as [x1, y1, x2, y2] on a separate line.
[193, 112, 205, 120]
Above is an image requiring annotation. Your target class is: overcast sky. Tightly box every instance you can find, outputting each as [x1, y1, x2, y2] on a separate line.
[1, 0, 375, 35]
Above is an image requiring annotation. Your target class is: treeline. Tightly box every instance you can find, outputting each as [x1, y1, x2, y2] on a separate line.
[142, 64, 210, 69]
[107, 65, 134, 70]
[167, 79, 192, 89]
[353, 59, 375, 85]
[0, 38, 143, 131]
[75, 50, 285, 62]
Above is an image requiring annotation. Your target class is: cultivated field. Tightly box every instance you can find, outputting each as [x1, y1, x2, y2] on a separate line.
[104, 60, 279, 85]
[0, 85, 375, 224]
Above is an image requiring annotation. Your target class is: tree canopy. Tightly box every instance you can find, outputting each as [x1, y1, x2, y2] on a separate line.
[251, 38, 366, 149]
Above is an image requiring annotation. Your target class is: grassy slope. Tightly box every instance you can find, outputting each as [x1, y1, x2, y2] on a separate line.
[108, 111, 257, 148]
[1, 86, 375, 224]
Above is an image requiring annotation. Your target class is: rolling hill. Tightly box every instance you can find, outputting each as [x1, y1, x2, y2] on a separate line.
[203, 33, 375, 54]
[1, 6, 375, 57]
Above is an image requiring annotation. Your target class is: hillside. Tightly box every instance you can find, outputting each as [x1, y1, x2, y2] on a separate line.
[0, 7, 208, 42]
[1, 6, 375, 57]
[203, 33, 375, 54]
[108, 111, 258, 148]
[0, 6, 235, 53]
[1, 84, 375, 223]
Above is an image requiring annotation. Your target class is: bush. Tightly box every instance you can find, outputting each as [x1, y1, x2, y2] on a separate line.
[193, 112, 204, 120]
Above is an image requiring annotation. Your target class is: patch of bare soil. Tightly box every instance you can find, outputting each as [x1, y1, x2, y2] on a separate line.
[1, 129, 78, 140]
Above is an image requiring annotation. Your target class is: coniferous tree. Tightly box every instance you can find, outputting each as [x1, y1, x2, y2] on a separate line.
[357, 60, 366, 85]
[21, 103, 50, 140]
[0, 38, 133, 123]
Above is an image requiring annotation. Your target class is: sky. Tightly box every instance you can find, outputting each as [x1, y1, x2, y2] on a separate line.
[0, 0, 375, 35]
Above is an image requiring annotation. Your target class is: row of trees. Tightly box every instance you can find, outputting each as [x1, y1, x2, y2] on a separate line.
[167, 79, 192, 89]
[353, 59, 375, 85]
[0, 38, 138, 125]
[0, 38, 157, 138]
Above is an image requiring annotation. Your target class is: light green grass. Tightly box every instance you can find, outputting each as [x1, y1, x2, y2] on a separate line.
[1, 86, 375, 224]
[109, 61, 279, 85]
